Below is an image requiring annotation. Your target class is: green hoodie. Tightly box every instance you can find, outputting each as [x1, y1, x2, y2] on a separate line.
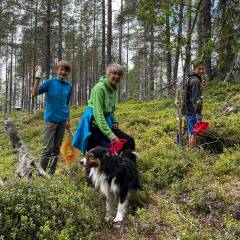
[88, 76, 118, 139]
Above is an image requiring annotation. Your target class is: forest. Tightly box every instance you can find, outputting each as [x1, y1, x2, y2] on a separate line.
[0, 0, 240, 239]
[0, 0, 239, 111]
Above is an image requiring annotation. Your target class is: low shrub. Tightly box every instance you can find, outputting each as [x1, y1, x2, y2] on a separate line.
[0, 177, 105, 240]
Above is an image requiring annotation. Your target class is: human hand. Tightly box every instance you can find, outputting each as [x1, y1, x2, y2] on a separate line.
[196, 114, 203, 122]
[111, 134, 119, 143]
[65, 120, 70, 130]
[112, 122, 118, 129]
[35, 65, 42, 79]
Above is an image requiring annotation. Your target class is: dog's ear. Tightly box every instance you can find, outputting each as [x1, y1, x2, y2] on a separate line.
[92, 146, 110, 159]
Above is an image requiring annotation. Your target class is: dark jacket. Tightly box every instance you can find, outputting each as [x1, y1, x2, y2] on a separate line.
[185, 73, 203, 116]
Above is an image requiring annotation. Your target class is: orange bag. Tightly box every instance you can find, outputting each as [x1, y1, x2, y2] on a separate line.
[60, 129, 79, 165]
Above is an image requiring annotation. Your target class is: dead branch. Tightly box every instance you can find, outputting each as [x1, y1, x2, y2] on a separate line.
[4, 117, 46, 178]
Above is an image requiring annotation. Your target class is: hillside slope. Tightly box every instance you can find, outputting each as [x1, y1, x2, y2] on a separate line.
[0, 81, 240, 239]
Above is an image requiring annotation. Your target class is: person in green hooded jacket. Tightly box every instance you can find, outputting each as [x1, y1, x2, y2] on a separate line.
[72, 63, 135, 153]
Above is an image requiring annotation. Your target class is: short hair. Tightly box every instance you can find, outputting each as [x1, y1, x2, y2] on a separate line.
[56, 60, 71, 72]
[106, 63, 124, 76]
[192, 60, 205, 70]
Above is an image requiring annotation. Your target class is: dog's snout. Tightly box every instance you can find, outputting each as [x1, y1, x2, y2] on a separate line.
[80, 157, 86, 166]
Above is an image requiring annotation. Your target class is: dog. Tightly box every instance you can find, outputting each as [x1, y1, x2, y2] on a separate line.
[80, 146, 139, 222]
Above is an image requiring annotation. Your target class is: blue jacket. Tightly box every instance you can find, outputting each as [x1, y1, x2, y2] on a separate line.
[72, 107, 113, 153]
[38, 76, 72, 123]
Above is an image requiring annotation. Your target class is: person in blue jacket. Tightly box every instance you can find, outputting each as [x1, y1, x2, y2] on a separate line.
[32, 60, 72, 175]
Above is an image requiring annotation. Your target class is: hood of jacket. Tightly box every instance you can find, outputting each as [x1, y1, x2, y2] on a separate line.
[99, 76, 117, 92]
[188, 73, 202, 82]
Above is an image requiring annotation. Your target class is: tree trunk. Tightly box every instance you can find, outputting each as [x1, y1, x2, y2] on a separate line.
[118, 0, 123, 101]
[84, 35, 89, 104]
[198, 0, 211, 80]
[118, 0, 123, 65]
[21, 63, 25, 110]
[173, 0, 184, 83]
[28, 67, 32, 111]
[149, 24, 154, 95]
[9, 31, 14, 112]
[32, 1, 38, 112]
[92, 0, 97, 87]
[107, 0, 112, 64]
[96, 18, 101, 83]
[125, 16, 130, 99]
[166, 12, 172, 95]
[184, 0, 201, 79]
[143, 24, 148, 98]
[58, 0, 63, 61]
[217, 0, 235, 80]
[46, 0, 51, 79]
[13, 42, 17, 109]
[78, 18, 84, 105]
[184, 0, 192, 79]
[101, 0, 106, 74]
[71, 29, 76, 105]
[4, 41, 9, 114]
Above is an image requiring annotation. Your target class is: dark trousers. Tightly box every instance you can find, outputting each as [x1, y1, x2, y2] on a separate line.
[87, 125, 135, 152]
[41, 121, 66, 175]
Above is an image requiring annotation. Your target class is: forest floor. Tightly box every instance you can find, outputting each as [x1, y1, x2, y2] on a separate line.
[0, 80, 240, 239]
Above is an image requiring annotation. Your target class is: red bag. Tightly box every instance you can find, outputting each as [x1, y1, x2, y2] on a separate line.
[108, 139, 127, 155]
[193, 121, 209, 135]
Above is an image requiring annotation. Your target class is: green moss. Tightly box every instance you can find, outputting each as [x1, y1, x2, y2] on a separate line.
[1, 81, 240, 239]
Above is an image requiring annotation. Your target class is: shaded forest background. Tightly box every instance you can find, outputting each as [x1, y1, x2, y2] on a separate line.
[0, 0, 239, 112]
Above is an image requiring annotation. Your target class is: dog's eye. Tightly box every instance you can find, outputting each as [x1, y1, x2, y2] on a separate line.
[87, 153, 94, 158]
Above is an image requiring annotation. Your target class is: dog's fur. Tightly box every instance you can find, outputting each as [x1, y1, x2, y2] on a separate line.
[80, 146, 139, 222]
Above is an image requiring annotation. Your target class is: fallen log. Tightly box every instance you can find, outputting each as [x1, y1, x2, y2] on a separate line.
[4, 117, 46, 178]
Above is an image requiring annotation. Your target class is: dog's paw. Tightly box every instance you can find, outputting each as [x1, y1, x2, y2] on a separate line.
[113, 216, 123, 223]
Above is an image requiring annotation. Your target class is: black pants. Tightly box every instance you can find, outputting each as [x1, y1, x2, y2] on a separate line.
[87, 124, 135, 152]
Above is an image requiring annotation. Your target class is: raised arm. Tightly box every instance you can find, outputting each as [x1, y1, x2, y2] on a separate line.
[32, 66, 42, 97]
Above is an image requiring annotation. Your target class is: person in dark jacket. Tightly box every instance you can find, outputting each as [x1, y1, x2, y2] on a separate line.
[32, 60, 72, 175]
[185, 61, 205, 148]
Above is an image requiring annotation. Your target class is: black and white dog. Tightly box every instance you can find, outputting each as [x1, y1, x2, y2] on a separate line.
[80, 146, 139, 222]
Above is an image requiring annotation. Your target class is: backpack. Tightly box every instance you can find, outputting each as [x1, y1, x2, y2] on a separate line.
[175, 75, 190, 115]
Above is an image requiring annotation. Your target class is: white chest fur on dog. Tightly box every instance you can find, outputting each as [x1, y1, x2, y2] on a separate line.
[90, 168, 110, 198]
[90, 168, 120, 198]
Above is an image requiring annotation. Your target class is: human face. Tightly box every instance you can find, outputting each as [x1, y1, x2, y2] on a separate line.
[56, 67, 69, 80]
[107, 70, 123, 87]
[194, 65, 205, 76]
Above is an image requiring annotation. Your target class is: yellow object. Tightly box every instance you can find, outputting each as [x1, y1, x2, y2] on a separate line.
[60, 129, 79, 165]
[176, 116, 187, 128]
[182, 116, 187, 128]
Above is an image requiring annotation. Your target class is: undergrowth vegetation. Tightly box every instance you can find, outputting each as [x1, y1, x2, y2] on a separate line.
[0, 81, 240, 239]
